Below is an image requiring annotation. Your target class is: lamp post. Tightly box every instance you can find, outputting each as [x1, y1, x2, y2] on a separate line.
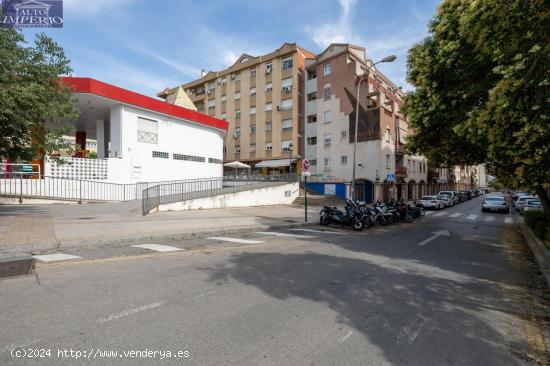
[288, 142, 294, 175]
[351, 55, 396, 200]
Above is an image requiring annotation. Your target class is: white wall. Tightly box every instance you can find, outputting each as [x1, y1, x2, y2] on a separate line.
[110, 104, 224, 184]
[156, 182, 299, 211]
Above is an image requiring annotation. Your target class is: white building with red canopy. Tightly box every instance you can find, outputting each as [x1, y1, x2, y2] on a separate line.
[43, 77, 228, 184]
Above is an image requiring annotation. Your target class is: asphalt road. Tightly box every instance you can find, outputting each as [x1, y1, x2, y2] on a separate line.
[1, 196, 549, 365]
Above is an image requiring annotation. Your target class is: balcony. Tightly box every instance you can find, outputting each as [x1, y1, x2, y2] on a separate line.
[395, 143, 405, 155]
[396, 166, 407, 177]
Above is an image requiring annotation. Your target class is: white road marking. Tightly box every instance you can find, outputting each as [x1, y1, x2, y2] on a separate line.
[504, 216, 513, 224]
[483, 216, 495, 222]
[255, 232, 316, 238]
[206, 237, 265, 244]
[466, 214, 478, 220]
[339, 331, 353, 342]
[33, 253, 82, 262]
[418, 230, 450, 246]
[424, 211, 435, 216]
[433, 212, 446, 217]
[449, 213, 462, 218]
[289, 228, 345, 235]
[132, 244, 183, 252]
[97, 302, 164, 324]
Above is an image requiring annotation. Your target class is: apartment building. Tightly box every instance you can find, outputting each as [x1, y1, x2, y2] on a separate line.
[304, 44, 427, 202]
[159, 43, 315, 175]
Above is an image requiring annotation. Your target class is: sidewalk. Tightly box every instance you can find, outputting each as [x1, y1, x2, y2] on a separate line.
[0, 201, 318, 257]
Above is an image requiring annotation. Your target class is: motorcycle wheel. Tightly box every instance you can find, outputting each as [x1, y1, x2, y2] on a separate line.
[320, 215, 330, 226]
[388, 215, 395, 225]
[406, 213, 413, 223]
[380, 217, 388, 226]
[362, 217, 373, 229]
[352, 217, 364, 231]
[419, 208, 425, 216]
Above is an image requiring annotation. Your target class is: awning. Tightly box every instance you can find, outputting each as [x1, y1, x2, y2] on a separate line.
[255, 159, 296, 168]
[223, 161, 251, 169]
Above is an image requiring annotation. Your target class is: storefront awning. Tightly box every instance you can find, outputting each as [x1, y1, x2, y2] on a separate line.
[255, 159, 296, 168]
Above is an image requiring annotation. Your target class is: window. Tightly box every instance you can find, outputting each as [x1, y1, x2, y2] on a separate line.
[235, 145, 241, 153]
[234, 128, 241, 137]
[307, 92, 317, 101]
[221, 95, 227, 103]
[235, 91, 241, 100]
[250, 124, 256, 134]
[324, 133, 332, 145]
[282, 119, 293, 132]
[250, 68, 256, 77]
[282, 77, 293, 92]
[324, 111, 332, 123]
[266, 142, 273, 150]
[137, 117, 158, 144]
[173, 153, 205, 162]
[341, 130, 348, 139]
[250, 87, 256, 96]
[223, 146, 227, 155]
[250, 143, 256, 152]
[323, 86, 331, 101]
[323, 64, 332, 76]
[386, 154, 391, 169]
[233, 73, 241, 81]
[250, 106, 256, 115]
[310, 159, 317, 166]
[307, 70, 317, 80]
[265, 82, 273, 92]
[307, 137, 317, 145]
[324, 157, 331, 168]
[208, 99, 216, 108]
[152, 151, 169, 159]
[208, 158, 223, 164]
[282, 140, 293, 151]
[281, 98, 293, 110]
[367, 93, 378, 109]
[412, 161, 416, 172]
[235, 109, 241, 118]
[385, 128, 391, 142]
[282, 56, 293, 69]
[207, 82, 215, 91]
[265, 121, 272, 131]
[221, 112, 227, 120]
[265, 102, 273, 111]
[340, 156, 348, 165]
[266, 62, 273, 73]
[307, 114, 317, 123]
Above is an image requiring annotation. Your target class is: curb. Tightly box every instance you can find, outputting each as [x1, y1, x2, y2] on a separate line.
[520, 222, 550, 288]
[0, 221, 313, 258]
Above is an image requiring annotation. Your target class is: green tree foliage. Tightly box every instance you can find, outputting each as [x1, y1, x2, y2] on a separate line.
[403, 0, 550, 221]
[0, 27, 78, 161]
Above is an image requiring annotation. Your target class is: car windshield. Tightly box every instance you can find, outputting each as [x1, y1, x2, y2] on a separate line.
[518, 196, 535, 202]
[485, 196, 505, 201]
[421, 196, 435, 200]
[527, 200, 541, 206]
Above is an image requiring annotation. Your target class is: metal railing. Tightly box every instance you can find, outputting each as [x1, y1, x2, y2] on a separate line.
[142, 174, 298, 215]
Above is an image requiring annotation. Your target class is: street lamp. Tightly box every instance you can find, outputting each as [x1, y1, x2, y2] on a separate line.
[288, 142, 294, 175]
[351, 54, 396, 200]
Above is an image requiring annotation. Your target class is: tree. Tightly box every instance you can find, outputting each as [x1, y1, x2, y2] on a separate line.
[0, 27, 78, 162]
[403, 0, 550, 222]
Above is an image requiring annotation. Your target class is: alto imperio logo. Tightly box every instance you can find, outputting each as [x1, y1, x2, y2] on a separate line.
[1, 0, 63, 28]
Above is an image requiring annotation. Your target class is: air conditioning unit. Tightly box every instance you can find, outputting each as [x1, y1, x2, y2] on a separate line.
[282, 86, 292, 92]
[266, 69, 272, 74]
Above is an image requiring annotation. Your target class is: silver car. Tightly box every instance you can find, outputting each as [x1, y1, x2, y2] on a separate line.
[521, 199, 542, 215]
[481, 195, 509, 213]
[418, 195, 445, 210]
[515, 196, 536, 212]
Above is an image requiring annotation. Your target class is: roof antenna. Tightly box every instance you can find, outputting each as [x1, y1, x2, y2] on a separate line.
[200, 69, 206, 78]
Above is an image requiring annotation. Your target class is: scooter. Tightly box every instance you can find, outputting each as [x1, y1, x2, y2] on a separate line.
[356, 201, 375, 228]
[320, 199, 364, 231]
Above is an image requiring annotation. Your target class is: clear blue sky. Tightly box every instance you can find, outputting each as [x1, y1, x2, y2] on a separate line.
[19, 0, 441, 97]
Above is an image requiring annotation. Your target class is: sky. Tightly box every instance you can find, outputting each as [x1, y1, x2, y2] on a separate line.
[17, 0, 441, 97]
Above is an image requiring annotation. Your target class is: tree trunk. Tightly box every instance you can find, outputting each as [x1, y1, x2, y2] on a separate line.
[534, 185, 550, 224]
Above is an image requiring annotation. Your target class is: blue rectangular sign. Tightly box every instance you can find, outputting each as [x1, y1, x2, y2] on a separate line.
[1, 0, 63, 28]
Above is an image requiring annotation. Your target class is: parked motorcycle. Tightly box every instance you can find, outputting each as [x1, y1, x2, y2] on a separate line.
[407, 202, 425, 218]
[320, 199, 364, 231]
[356, 201, 376, 228]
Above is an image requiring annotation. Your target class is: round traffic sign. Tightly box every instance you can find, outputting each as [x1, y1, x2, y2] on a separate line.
[302, 159, 311, 172]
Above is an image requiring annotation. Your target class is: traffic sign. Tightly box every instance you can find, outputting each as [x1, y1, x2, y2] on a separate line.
[386, 173, 395, 182]
[302, 159, 311, 173]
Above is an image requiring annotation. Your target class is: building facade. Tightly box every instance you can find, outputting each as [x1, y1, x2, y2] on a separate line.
[304, 44, 427, 202]
[159, 43, 315, 175]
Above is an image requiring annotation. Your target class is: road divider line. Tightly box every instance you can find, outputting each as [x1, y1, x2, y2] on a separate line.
[97, 302, 164, 324]
[433, 212, 446, 217]
[33, 253, 82, 262]
[132, 244, 183, 252]
[504, 216, 513, 224]
[255, 232, 316, 238]
[483, 216, 495, 222]
[339, 331, 353, 342]
[466, 214, 478, 220]
[206, 237, 265, 244]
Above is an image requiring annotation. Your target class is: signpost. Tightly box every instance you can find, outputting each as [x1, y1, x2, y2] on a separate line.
[302, 159, 311, 223]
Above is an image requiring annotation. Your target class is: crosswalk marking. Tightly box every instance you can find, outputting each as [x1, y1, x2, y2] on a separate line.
[289, 228, 345, 235]
[132, 244, 182, 252]
[504, 216, 513, 224]
[33, 253, 82, 262]
[206, 237, 265, 244]
[433, 212, 446, 217]
[466, 214, 478, 220]
[483, 216, 495, 222]
[424, 211, 435, 216]
[449, 213, 462, 218]
[255, 231, 316, 238]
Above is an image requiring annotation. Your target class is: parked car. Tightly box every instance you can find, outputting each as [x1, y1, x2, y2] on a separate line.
[515, 195, 537, 213]
[457, 191, 468, 202]
[522, 199, 542, 214]
[418, 195, 445, 210]
[438, 191, 459, 205]
[512, 191, 530, 207]
[481, 195, 510, 213]
[438, 195, 453, 207]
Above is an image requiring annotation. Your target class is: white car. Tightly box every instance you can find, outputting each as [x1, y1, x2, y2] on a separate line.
[438, 191, 458, 206]
[437, 195, 453, 207]
[418, 195, 445, 210]
[515, 196, 536, 212]
[522, 199, 542, 214]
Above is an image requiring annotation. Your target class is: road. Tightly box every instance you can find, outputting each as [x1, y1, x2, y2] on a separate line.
[1, 196, 549, 365]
